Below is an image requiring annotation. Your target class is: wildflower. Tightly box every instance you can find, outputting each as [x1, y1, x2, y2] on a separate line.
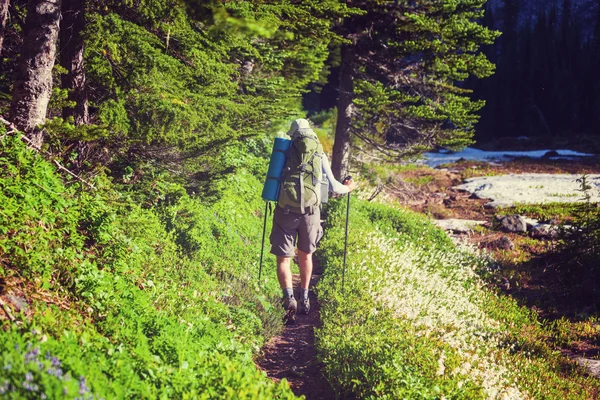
[437, 352, 446, 376]
[51, 356, 61, 368]
[22, 380, 38, 392]
[25, 347, 40, 363]
[79, 376, 90, 395]
[355, 230, 526, 399]
[47, 367, 64, 379]
[0, 380, 9, 395]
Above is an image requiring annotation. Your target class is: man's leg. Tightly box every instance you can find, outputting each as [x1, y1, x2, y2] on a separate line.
[297, 249, 313, 290]
[295, 208, 321, 315]
[277, 255, 296, 321]
[296, 249, 312, 314]
[276, 256, 293, 290]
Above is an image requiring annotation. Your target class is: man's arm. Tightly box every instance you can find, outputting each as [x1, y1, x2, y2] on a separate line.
[322, 153, 356, 194]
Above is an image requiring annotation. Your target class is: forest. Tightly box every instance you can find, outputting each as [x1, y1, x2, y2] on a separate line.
[1, 0, 600, 399]
[472, 0, 600, 142]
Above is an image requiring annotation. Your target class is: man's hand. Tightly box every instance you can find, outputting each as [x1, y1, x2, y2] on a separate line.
[343, 177, 357, 192]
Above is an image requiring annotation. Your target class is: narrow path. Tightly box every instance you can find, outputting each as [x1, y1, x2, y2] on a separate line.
[257, 267, 334, 400]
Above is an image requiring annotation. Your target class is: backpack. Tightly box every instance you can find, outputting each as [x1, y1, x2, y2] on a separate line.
[278, 129, 323, 214]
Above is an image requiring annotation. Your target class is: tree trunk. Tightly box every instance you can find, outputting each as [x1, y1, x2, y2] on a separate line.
[10, 0, 62, 146]
[60, 0, 88, 125]
[0, 0, 9, 56]
[331, 44, 354, 181]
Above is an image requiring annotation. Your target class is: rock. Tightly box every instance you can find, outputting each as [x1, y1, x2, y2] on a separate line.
[6, 295, 28, 312]
[432, 219, 487, 234]
[542, 150, 560, 158]
[576, 357, 600, 378]
[492, 236, 515, 251]
[499, 215, 527, 233]
[562, 350, 600, 379]
[522, 217, 539, 229]
[530, 223, 559, 238]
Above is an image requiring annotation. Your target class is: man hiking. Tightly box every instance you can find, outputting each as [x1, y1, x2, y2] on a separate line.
[270, 118, 356, 321]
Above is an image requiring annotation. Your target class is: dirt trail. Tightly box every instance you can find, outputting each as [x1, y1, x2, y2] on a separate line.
[257, 269, 334, 400]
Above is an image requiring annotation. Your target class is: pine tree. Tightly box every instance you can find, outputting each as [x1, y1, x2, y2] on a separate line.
[60, 0, 88, 125]
[0, 0, 8, 55]
[590, 4, 600, 131]
[331, 0, 499, 179]
[10, 0, 62, 147]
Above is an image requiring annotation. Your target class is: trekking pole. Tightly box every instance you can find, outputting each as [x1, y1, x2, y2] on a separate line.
[258, 201, 269, 285]
[342, 176, 352, 292]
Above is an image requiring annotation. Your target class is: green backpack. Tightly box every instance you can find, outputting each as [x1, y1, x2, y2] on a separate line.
[278, 129, 323, 214]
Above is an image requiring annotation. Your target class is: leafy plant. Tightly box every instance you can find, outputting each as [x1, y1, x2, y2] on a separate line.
[0, 129, 296, 399]
[316, 196, 600, 399]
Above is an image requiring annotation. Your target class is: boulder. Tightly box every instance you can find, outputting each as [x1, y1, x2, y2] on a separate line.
[492, 236, 515, 251]
[522, 217, 539, 230]
[432, 219, 487, 234]
[498, 215, 528, 233]
[530, 223, 559, 238]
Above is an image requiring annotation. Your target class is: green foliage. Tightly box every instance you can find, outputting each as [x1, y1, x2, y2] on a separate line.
[316, 196, 600, 399]
[340, 0, 500, 158]
[498, 202, 582, 223]
[0, 134, 84, 283]
[0, 130, 295, 399]
[552, 175, 600, 304]
[317, 294, 484, 399]
[74, 0, 352, 180]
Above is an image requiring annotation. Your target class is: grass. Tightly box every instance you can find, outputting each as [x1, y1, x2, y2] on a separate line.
[404, 175, 434, 187]
[316, 196, 600, 399]
[0, 132, 297, 399]
[498, 202, 584, 223]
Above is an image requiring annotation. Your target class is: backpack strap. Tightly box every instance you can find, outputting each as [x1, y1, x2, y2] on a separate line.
[310, 151, 319, 186]
[298, 163, 307, 214]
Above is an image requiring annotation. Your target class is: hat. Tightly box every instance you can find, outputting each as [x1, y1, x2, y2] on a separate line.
[286, 118, 311, 137]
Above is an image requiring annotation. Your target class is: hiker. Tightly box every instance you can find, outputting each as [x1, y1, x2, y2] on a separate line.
[270, 118, 356, 319]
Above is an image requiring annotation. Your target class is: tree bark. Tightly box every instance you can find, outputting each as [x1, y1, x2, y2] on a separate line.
[331, 44, 354, 181]
[10, 0, 62, 146]
[60, 0, 88, 125]
[0, 0, 9, 56]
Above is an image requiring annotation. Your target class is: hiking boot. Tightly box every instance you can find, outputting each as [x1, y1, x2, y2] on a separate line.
[282, 295, 297, 325]
[298, 296, 310, 315]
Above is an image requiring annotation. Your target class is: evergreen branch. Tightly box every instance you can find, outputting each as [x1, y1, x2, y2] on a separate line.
[0, 116, 96, 189]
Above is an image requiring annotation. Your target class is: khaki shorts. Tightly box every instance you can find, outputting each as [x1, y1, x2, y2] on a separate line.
[270, 206, 323, 257]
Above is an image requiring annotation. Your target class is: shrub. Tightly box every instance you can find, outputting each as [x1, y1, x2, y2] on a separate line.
[0, 130, 296, 399]
[316, 197, 600, 399]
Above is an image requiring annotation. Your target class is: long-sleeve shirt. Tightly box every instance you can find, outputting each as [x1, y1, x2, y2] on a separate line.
[321, 153, 349, 195]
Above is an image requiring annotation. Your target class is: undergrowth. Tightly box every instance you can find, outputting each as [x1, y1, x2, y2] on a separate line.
[0, 131, 296, 399]
[316, 197, 600, 399]
[498, 202, 583, 223]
